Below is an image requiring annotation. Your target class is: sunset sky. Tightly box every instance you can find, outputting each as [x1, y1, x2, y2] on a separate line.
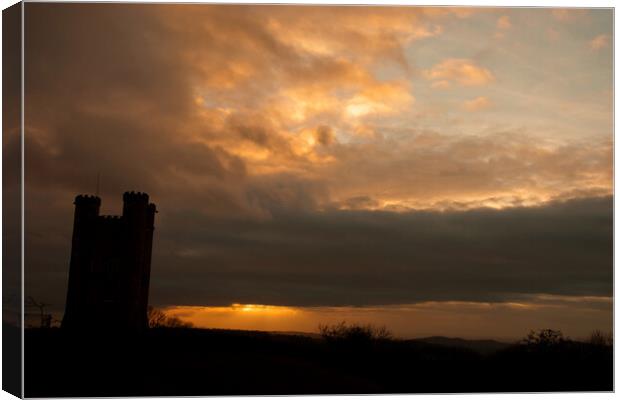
[18, 4, 612, 340]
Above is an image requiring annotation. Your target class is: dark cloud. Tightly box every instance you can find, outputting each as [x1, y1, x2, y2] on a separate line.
[315, 125, 336, 146]
[25, 190, 612, 313]
[3, 3, 23, 324]
[24, 4, 264, 218]
[147, 195, 612, 307]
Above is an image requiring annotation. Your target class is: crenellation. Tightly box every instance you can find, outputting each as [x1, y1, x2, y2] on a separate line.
[74, 194, 101, 206]
[123, 191, 149, 203]
[100, 215, 122, 219]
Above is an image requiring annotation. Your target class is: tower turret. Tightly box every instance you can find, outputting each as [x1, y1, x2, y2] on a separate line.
[121, 191, 156, 329]
[62, 195, 101, 329]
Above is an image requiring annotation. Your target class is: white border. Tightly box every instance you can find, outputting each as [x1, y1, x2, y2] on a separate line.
[0, 1, 615, 400]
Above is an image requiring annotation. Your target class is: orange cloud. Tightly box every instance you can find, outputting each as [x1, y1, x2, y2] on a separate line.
[424, 59, 495, 86]
[431, 80, 451, 89]
[320, 131, 612, 212]
[496, 15, 512, 29]
[463, 96, 491, 112]
[551, 8, 587, 22]
[546, 27, 560, 42]
[589, 34, 609, 50]
[345, 81, 414, 118]
[24, 4, 612, 217]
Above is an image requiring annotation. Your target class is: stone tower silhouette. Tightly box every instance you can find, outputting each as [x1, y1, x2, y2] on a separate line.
[62, 192, 156, 330]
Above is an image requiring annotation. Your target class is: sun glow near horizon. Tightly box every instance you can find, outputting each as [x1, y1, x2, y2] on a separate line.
[162, 294, 612, 341]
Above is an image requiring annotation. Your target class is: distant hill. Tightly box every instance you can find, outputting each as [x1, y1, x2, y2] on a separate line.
[271, 330, 514, 355]
[272, 330, 323, 339]
[410, 336, 512, 355]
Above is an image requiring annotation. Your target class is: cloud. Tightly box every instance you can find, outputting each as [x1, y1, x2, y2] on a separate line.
[24, 4, 609, 219]
[25, 187, 612, 313]
[463, 96, 491, 112]
[21, 4, 612, 325]
[21, 4, 425, 214]
[431, 80, 451, 89]
[546, 27, 560, 42]
[139, 195, 614, 308]
[424, 59, 495, 86]
[589, 34, 609, 50]
[318, 131, 611, 211]
[314, 125, 336, 146]
[496, 15, 512, 30]
[551, 8, 587, 22]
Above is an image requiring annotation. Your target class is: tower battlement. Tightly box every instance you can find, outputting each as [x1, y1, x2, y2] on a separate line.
[62, 192, 156, 330]
[100, 215, 122, 220]
[123, 191, 150, 203]
[74, 194, 101, 206]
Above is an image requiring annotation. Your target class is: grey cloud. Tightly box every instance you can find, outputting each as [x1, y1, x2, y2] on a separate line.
[146, 195, 612, 308]
[315, 125, 336, 146]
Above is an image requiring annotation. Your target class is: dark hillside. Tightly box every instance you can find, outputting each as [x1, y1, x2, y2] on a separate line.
[25, 327, 612, 397]
[410, 336, 511, 355]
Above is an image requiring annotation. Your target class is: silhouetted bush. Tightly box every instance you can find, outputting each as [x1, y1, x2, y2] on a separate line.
[148, 306, 193, 328]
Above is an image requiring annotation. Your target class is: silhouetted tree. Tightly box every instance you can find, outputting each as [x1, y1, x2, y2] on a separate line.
[319, 321, 392, 344]
[522, 329, 565, 347]
[147, 306, 193, 328]
[588, 329, 612, 347]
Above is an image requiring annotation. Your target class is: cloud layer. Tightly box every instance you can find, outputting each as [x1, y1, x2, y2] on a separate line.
[23, 4, 611, 215]
[25, 190, 612, 311]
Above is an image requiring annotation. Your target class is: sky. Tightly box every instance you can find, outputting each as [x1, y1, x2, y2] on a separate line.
[15, 4, 613, 340]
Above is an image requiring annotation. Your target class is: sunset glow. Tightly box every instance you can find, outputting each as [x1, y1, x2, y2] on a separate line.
[163, 295, 612, 340]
